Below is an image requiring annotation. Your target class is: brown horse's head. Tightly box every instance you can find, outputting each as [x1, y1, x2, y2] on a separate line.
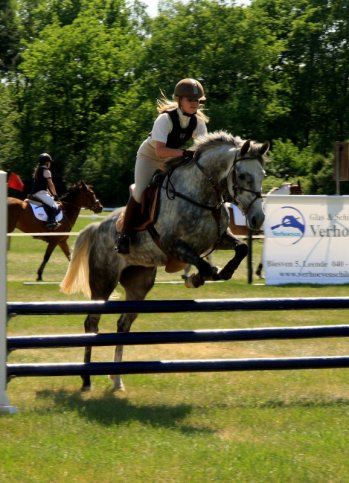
[61, 181, 103, 213]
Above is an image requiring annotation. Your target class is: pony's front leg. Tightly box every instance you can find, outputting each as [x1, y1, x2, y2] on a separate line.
[110, 312, 138, 391]
[111, 344, 125, 391]
[214, 231, 248, 281]
[167, 239, 215, 288]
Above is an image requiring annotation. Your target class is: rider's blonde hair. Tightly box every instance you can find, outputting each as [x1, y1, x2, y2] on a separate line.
[156, 92, 209, 123]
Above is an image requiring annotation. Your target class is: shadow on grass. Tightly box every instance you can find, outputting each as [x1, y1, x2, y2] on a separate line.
[213, 395, 349, 409]
[36, 389, 213, 434]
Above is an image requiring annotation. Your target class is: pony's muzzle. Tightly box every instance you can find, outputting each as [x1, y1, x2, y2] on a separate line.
[247, 210, 265, 231]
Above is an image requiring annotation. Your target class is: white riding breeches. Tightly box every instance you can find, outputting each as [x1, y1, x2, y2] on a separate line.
[133, 138, 165, 203]
[32, 191, 59, 210]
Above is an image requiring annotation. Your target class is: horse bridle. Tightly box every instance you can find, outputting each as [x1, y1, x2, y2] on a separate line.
[230, 157, 263, 214]
[62, 192, 101, 213]
[164, 152, 262, 214]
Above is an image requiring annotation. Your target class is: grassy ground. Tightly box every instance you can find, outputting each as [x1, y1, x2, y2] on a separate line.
[3, 213, 349, 482]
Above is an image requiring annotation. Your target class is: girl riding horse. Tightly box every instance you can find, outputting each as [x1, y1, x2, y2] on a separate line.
[116, 78, 208, 254]
[30, 153, 61, 230]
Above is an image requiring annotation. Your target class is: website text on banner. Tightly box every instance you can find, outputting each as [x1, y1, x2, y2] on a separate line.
[263, 195, 349, 285]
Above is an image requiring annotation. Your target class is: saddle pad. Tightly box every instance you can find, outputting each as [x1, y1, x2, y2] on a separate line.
[28, 202, 63, 223]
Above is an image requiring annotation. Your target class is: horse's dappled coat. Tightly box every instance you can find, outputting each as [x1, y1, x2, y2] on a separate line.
[60, 131, 268, 391]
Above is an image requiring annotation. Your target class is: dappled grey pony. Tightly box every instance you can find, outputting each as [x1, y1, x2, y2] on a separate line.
[61, 131, 269, 391]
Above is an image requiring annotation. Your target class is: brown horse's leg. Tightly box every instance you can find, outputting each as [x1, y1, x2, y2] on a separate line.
[109, 265, 157, 391]
[36, 241, 59, 281]
[256, 262, 264, 279]
[58, 239, 71, 261]
[37, 239, 70, 281]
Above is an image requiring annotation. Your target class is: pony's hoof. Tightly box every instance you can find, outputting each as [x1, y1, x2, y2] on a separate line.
[185, 274, 204, 288]
[185, 278, 194, 288]
[81, 384, 91, 392]
[109, 375, 125, 391]
[210, 266, 220, 280]
[113, 385, 126, 392]
[216, 269, 231, 281]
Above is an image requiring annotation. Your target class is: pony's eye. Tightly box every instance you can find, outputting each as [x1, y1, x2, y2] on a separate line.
[239, 174, 246, 181]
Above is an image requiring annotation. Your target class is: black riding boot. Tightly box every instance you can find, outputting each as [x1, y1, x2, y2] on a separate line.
[45, 206, 61, 230]
[115, 196, 141, 254]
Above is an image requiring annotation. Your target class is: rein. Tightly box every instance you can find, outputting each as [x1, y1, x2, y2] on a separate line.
[167, 162, 223, 236]
[163, 151, 262, 217]
[163, 163, 224, 212]
[162, 156, 226, 241]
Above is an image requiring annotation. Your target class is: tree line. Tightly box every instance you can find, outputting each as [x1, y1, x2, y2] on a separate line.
[1, 0, 348, 205]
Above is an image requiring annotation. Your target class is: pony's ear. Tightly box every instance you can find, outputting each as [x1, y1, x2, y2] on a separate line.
[260, 142, 270, 155]
[240, 140, 251, 156]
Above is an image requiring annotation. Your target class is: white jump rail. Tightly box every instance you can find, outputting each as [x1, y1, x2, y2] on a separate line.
[0, 171, 16, 413]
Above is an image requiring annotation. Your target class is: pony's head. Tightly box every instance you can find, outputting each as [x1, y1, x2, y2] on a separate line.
[228, 139, 268, 231]
[193, 131, 268, 231]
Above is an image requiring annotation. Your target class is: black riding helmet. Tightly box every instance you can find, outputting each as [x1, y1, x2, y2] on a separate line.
[38, 153, 52, 165]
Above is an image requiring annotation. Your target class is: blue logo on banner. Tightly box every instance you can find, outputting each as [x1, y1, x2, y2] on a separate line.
[269, 206, 306, 245]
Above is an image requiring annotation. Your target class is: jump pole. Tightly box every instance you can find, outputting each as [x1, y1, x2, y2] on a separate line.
[0, 171, 16, 413]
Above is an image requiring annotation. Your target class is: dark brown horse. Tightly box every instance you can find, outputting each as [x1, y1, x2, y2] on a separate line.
[8, 181, 103, 281]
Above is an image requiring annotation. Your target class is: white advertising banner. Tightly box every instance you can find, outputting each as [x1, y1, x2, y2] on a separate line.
[263, 195, 349, 285]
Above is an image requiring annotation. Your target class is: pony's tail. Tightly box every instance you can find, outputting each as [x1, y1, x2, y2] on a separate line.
[60, 223, 99, 298]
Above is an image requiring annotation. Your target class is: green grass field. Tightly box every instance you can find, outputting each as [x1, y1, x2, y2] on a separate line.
[2, 212, 349, 482]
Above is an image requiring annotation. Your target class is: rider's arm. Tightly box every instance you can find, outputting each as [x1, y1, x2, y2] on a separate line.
[47, 178, 58, 198]
[152, 113, 185, 159]
[155, 141, 184, 159]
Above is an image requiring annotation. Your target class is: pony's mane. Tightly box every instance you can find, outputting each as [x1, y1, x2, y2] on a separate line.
[164, 131, 243, 171]
[194, 131, 269, 165]
[59, 181, 85, 201]
[193, 130, 242, 154]
[164, 130, 268, 172]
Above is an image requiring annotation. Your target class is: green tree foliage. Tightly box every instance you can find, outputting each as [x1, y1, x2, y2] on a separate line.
[0, 0, 348, 203]
[0, 0, 20, 72]
[14, 0, 150, 201]
[0, 82, 21, 168]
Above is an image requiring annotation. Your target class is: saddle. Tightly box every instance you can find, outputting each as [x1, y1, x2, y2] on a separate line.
[116, 173, 163, 234]
[25, 197, 63, 223]
[116, 172, 186, 273]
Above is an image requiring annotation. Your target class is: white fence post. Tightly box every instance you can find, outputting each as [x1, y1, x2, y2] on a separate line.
[0, 171, 16, 413]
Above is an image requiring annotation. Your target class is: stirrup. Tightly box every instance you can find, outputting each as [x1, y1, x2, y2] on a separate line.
[115, 234, 130, 254]
[46, 221, 61, 231]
